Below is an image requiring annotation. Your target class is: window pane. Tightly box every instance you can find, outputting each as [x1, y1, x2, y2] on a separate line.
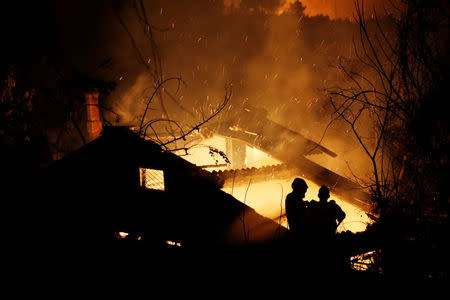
[140, 168, 165, 191]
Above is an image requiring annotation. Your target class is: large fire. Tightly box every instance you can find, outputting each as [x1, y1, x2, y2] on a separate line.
[177, 134, 372, 233]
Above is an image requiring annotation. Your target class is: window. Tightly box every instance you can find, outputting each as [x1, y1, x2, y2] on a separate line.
[139, 168, 165, 191]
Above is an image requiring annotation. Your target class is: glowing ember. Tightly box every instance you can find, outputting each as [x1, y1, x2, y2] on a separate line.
[166, 240, 182, 247]
[350, 249, 382, 273]
[117, 232, 129, 239]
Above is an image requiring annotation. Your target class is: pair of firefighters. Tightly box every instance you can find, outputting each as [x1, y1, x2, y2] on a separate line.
[285, 178, 346, 240]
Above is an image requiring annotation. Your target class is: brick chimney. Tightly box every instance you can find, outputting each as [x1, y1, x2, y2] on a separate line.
[85, 91, 102, 142]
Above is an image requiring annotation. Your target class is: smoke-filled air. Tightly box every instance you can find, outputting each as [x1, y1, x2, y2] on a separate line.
[3, 0, 447, 280]
[108, 0, 396, 181]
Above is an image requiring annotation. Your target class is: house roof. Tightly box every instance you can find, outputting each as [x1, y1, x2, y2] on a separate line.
[53, 126, 223, 187]
[48, 126, 288, 246]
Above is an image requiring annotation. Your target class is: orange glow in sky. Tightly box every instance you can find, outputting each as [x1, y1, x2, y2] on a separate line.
[224, 0, 391, 19]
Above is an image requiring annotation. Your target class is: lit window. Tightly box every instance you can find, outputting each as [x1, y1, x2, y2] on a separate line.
[140, 168, 165, 191]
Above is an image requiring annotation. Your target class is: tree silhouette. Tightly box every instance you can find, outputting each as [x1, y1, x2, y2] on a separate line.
[327, 0, 449, 222]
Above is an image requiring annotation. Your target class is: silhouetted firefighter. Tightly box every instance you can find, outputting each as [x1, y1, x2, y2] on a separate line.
[285, 178, 309, 238]
[306, 185, 346, 240]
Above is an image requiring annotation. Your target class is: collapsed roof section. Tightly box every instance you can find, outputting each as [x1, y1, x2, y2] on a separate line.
[205, 106, 372, 211]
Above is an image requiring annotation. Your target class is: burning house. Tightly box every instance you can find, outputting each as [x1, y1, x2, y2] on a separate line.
[46, 125, 287, 248]
[41, 87, 372, 252]
[1, 0, 446, 280]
